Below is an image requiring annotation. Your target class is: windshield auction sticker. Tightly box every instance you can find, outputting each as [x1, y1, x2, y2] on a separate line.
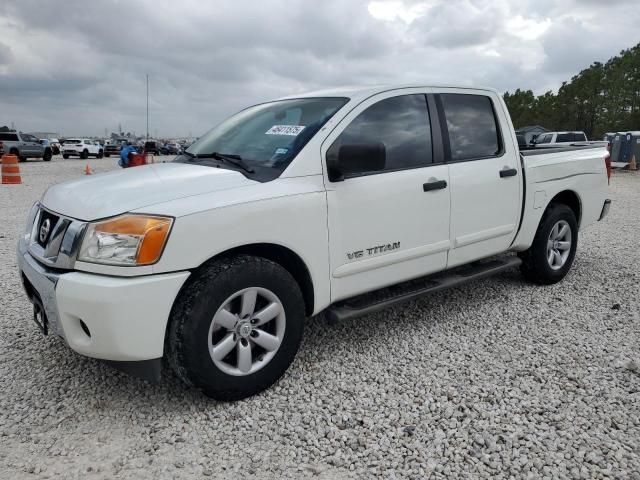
[265, 125, 306, 136]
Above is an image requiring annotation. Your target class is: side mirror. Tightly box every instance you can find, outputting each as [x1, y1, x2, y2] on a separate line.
[327, 142, 386, 182]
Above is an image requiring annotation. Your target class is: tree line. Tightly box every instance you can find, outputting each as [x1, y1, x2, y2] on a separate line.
[503, 43, 640, 140]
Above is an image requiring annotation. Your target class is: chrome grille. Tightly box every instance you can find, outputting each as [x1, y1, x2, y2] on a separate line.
[27, 205, 86, 269]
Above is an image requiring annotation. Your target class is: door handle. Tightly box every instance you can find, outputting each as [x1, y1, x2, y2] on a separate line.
[423, 180, 447, 192]
[499, 168, 518, 178]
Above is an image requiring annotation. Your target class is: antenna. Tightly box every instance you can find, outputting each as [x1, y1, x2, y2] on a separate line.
[146, 74, 149, 141]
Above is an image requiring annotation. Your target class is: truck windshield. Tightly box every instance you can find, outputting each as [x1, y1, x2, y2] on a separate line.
[176, 97, 348, 179]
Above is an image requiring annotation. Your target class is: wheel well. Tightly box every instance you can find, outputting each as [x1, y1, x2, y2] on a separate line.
[549, 190, 581, 225]
[203, 243, 315, 316]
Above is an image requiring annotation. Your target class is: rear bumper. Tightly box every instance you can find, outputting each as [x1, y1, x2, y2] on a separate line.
[598, 199, 611, 221]
[17, 238, 190, 375]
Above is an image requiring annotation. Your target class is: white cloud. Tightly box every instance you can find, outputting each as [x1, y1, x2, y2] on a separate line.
[506, 15, 551, 40]
[368, 1, 430, 23]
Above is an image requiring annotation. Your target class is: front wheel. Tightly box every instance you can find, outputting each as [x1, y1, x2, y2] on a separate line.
[62, 154, 69, 159]
[97, 150, 104, 159]
[519, 203, 578, 285]
[168, 255, 305, 401]
[80, 149, 89, 159]
[43, 148, 52, 161]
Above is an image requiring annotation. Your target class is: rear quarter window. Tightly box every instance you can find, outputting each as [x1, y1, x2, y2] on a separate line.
[439, 94, 502, 161]
[0, 133, 19, 141]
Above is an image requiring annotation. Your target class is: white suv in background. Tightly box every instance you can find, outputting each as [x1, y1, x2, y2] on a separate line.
[534, 131, 588, 147]
[62, 139, 103, 159]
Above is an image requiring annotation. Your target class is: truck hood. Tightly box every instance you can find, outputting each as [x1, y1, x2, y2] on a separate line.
[41, 163, 258, 221]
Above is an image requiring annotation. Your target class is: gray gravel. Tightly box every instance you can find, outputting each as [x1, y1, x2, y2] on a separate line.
[1, 157, 639, 479]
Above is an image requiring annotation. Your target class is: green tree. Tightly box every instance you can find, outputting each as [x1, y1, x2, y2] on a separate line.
[504, 43, 640, 140]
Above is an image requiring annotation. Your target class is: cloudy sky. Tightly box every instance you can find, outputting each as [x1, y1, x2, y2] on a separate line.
[1, 0, 638, 138]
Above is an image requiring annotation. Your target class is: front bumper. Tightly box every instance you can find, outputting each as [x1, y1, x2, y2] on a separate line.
[17, 238, 190, 373]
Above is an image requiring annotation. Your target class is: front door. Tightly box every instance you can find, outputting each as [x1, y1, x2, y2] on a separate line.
[437, 91, 522, 267]
[323, 90, 451, 302]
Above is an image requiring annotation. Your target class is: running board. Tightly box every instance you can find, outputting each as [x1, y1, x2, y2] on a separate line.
[326, 256, 522, 323]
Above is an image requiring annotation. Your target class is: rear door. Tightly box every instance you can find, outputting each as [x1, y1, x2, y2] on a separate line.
[437, 90, 522, 268]
[323, 90, 451, 301]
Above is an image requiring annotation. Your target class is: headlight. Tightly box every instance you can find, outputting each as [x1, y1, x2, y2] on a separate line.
[78, 214, 173, 266]
[24, 203, 39, 241]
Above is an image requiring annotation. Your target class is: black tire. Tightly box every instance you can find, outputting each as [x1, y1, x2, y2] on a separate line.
[43, 148, 52, 161]
[519, 203, 578, 285]
[62, 154, 69, 159]
[80, 149, 89, 160]
[9, 149, 24, 162]
[105, 153, 110, 158]
[168, 255, 305, 401]
[97, 150, 104, 159]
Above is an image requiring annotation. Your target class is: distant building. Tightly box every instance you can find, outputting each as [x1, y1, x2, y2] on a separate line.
[515, 125, 549, 145]
[29, 132, 61, 140]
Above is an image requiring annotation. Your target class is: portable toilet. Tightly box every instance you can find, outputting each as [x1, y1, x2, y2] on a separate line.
[629, 131, 640, 163]
[611, 133, 623, 162]
[621, 132, 634, 163]
[603, 132, 615, 143]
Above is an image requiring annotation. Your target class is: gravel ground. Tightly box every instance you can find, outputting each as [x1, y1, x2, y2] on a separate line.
[1, 157, 639, 479]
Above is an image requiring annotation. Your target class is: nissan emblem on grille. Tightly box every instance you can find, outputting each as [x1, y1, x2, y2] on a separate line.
[39, 218, 51, 244]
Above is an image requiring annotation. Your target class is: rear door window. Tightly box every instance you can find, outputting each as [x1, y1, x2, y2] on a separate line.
[439, 94, 502, 161]
[556, 133, 571, 142]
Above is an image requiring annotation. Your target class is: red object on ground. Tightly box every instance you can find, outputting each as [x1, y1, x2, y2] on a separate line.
[127, 153, 147, 168]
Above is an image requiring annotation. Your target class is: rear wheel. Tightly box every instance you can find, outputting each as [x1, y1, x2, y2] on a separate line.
[168, 255, 305, 401]
[519, 203, 578, 285]
[9, 148, 25, 162]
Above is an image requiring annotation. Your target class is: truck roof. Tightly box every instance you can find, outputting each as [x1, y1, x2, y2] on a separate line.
[278, 84, 499, 103]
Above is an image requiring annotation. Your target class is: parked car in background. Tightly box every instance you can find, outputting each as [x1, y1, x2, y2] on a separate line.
[16, 85, 611, 400]
[104, 140, 125, 158]
[144, 141, 161, 155]
[40, 138, 60, 155]
[0, 131, 52, 161]
[534, 131, 588, 147]
[62, 139, 103, 159]
[49, 138, 61, 155]
[161, 143, 182, 155]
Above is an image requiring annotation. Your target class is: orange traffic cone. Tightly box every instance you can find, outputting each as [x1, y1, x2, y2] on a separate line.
[630, 155, 637, 171]
[1, 154, 22, 184]
[84, 164, 92, 175]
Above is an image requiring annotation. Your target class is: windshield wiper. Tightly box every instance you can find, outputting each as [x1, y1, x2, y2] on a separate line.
[210, 152, 255, 173]
[181, 151, 255, 173]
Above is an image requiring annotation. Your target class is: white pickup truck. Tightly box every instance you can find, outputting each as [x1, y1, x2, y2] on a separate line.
[17, 85, 611, 400]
